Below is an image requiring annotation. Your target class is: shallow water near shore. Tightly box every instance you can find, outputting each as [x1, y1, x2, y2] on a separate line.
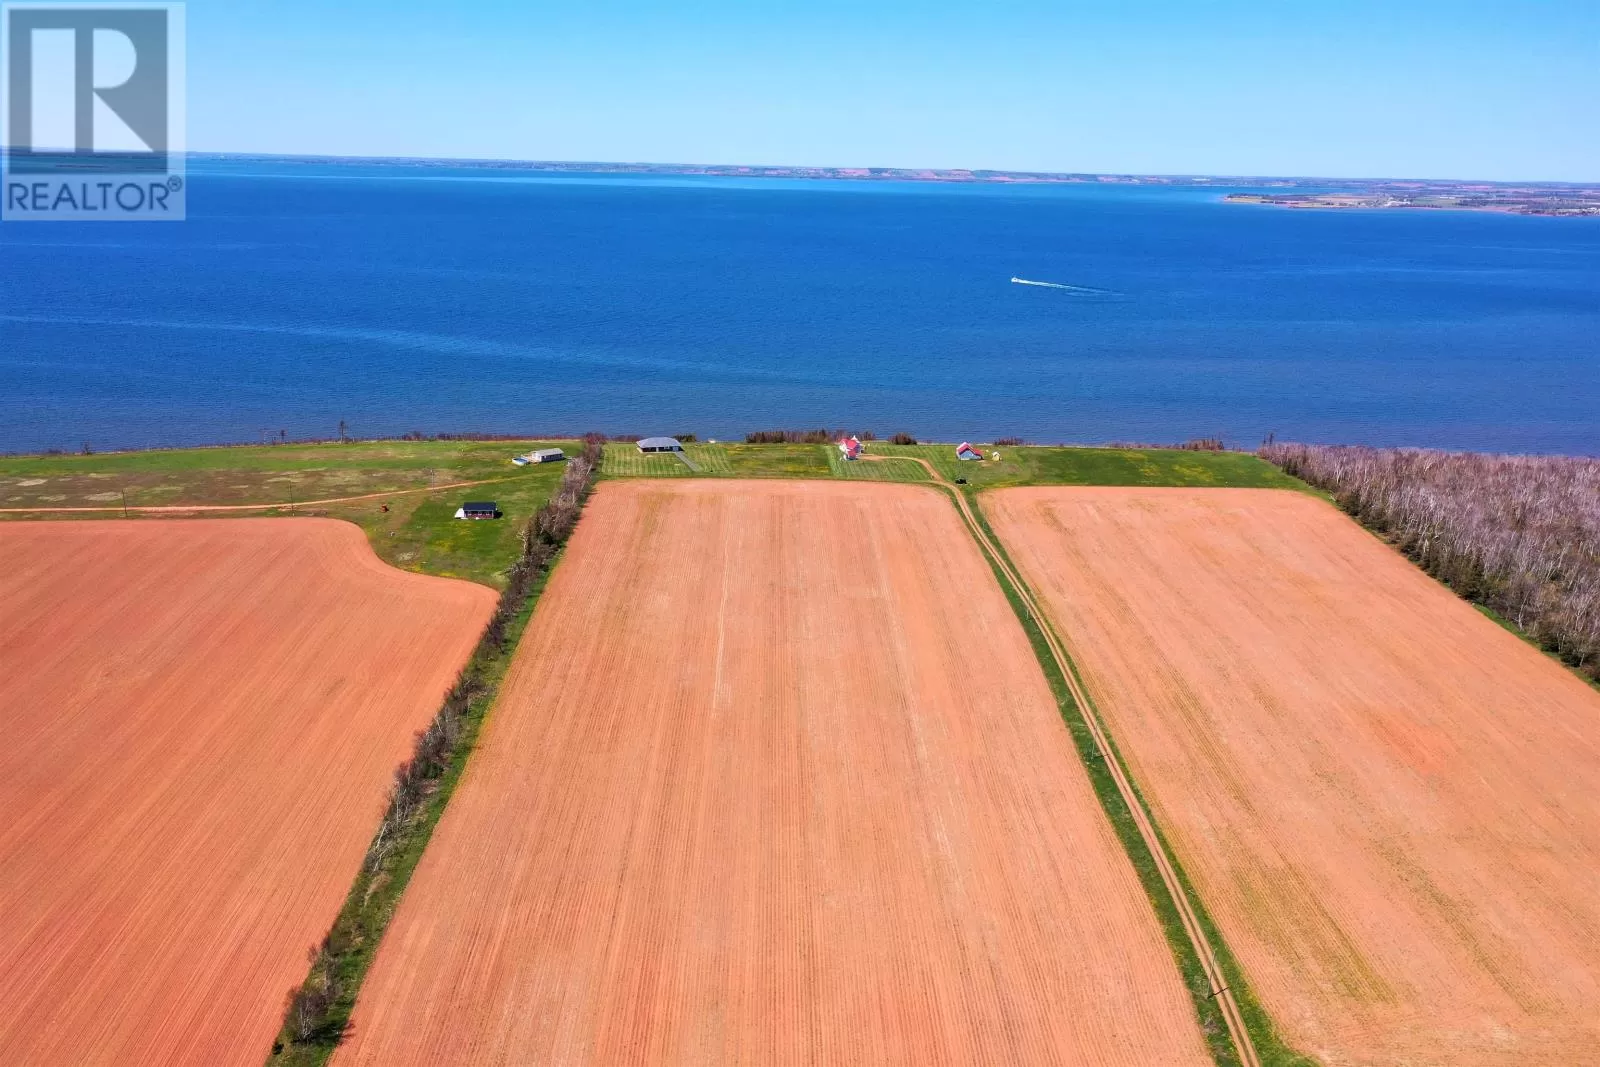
[1, 159, 1596, 454]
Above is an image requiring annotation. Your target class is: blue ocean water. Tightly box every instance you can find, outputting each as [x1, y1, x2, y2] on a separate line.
[2, 159, 1596, 454]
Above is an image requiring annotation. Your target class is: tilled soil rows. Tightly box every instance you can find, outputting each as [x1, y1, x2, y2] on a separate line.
[0, 519, 495, 1066]
[988, 487, 1600, 1066]
[334, 480, 1211, 1066]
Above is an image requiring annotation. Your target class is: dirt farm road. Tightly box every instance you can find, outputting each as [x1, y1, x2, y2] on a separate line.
[861, 452, 1263, 1067]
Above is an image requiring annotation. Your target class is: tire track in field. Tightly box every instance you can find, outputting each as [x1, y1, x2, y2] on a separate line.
[860, 453, 1264, 1067]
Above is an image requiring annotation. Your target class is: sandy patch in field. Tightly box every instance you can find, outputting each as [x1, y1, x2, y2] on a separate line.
[333, 480, 1211, 1067]
[987, 487, 1600, 1066]
[0, 519, 496, 1066]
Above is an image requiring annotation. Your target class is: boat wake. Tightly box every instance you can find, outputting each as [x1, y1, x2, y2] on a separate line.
[1010, 276, 1116, 295]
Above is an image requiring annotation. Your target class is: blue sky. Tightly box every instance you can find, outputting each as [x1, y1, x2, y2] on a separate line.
[188, 0, 1598, 181]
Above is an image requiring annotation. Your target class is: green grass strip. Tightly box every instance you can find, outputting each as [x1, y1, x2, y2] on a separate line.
[957, 487, 1317, 1067]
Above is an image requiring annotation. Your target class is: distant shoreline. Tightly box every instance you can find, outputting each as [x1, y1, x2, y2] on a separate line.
[189, 153, 1598, 194]
[1224, 191, 1600, 218]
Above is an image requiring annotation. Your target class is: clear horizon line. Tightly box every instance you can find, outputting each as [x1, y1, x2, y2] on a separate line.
[175, 151, 1597, 189]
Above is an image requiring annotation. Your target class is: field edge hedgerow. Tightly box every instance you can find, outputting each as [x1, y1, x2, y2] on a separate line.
[264, 436, 604, 1067]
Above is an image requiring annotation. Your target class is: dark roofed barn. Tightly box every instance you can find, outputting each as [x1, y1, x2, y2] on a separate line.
[458, 501, 500, 520]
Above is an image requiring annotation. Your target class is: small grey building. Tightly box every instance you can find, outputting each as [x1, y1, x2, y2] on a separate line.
[530, 448, 566, 463]
[637, 437, 684, 454]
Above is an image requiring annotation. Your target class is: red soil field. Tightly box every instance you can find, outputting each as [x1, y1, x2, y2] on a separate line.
[333, 480, 1211, 1066]
[987, 487, 1600, 1066]
[0, 519, 496, 1067]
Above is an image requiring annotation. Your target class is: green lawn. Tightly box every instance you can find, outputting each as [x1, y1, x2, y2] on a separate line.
[1018, 446, 1305, 489]
[599, 439, 1302, 491]
[326, 469, 568, 587]
[602, 444, 698, 477]
[864, 443, 1303, 490]
[603, 441, 829, 480]
[852, 443, 1304, 490]
[685, 443, 735, 474]
[827, 445, 934, 483]
[722, 443, 830, 477]
[0, 439, 577, 588]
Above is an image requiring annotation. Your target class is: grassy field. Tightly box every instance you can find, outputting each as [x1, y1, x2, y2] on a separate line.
[601, 441, 828, 479]
[0, 440, 575, 588]
[1, 441, 1302, 503]
[827, 446, 935, 482]
[609, 440, 1304, 491]
[1016, 446, 1304, 489]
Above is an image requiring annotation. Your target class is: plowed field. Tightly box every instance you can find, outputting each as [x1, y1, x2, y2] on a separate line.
[987, 487, 1600, 1066]
[0, 519, 496, 1067]
[333, 480, 1211, 1066]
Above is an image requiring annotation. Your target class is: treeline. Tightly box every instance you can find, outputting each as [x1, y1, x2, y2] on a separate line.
[274, 434, 605, 1060]
[1262, 442, 1600, 681]
[745, 428, 842, 444]
[422, 431, 593, 443]
[744, 429, 937, 445]
[1106, 437, 1228, 452]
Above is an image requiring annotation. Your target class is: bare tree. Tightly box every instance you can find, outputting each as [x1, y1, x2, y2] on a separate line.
[1262, 442, 1600, 679]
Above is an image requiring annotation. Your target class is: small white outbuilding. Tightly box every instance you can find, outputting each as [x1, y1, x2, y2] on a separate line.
[514, 448, 566, 466]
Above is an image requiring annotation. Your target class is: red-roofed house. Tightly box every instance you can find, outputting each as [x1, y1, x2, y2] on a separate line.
[839, 436, 863, 461]
[956, 442, 983, 461]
